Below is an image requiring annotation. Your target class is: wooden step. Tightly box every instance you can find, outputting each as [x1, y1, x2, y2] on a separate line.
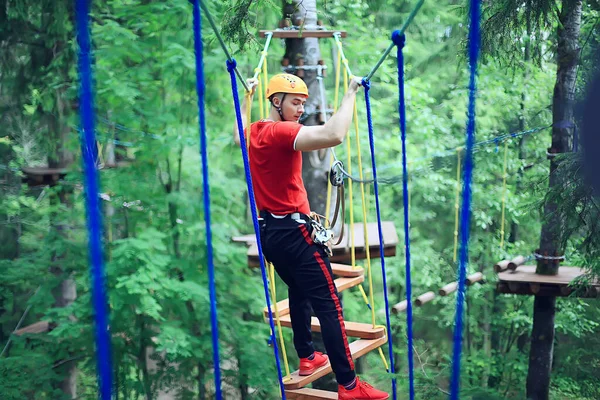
[286, 388, 338, 399]
[270, 315, 385, 340]
[263, 275, 365, 319]
[283, 335, 388, 390]
[330, 263, 363, 277]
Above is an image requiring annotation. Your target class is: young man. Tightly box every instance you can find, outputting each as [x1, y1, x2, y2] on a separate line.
[234, 73, 389, 400]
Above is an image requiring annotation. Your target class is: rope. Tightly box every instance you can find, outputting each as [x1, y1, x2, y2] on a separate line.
[450, 0, 481, 398]
[227, 58, 286, 400]
[362, 78, 397, 399]
[344, 70, 358, 270]
[199, 0, 248, 91]
[324, 48, 343, 227]
[392, 30, 414, 400]
[257, 70, 265, 120]
[75, 0, 113, 397]
[191, 2, 222, 398]
[499, 140, 509, 249]
[267, 262, 291, 379]
[352, 78, 376, 314]
[365, 0, 425, 82]
[453, 149, 462, 262]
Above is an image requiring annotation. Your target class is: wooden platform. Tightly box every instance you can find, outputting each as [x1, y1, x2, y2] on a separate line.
[264, 275, 364, 319]
[260, 30, 347, 39]
[245, 222, 399, 267]
[13, 321, 51, 336]
[286, 388, 338, 399]
[497, 265, 599, 297]
[283, 335, 387, 390]
[272, 315, 385, 340]
[21, 166, 68, 187]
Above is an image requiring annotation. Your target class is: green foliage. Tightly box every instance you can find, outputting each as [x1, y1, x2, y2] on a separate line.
[1, 0, 599, 399]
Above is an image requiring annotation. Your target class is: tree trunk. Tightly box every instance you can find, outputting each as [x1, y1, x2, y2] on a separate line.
[527, 1, 582, 399]
[48, 39, 78, 399]
[283, 0, 330, 216]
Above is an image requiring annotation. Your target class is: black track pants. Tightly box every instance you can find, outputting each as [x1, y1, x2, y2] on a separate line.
[260, 213, 356, 385]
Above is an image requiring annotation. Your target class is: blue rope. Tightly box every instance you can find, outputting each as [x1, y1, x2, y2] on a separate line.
[227, 58, 286, 400]
[361, 78, 397, 399]
[74, 0, 112, 398]
[392, 30, 414, 400]
[191, 1, 222, 398]
[450, 0, 481, 399]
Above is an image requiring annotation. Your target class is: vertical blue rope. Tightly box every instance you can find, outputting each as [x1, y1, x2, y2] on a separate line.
[392, 31, 414, 400]
[191, 1, 222, 398]
[227, 59, 286, 400]
[74, 0, 112, 398]
[450, 0, 481, 399]
[361, 78, 397, 400]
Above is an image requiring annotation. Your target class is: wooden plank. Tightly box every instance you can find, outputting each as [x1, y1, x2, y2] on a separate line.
[466, 272, 484, 285]
[415, 291, 435, 306]
[508, 255, 527, 271]
[345, 222, 399, 250]
[286, 388, 338, 399]
[439, 282, 458, 296]
[494, 260, 510, 273]
[263, 276, 364, 319]
[497, 266, 596, 285]
[22, 166, 67, 176]
[330, 263, 363, 277]
[260, 30, 347, 39]
[14, 321, 50, 336]
[497, 281, 599, 298]
[271, 315, 385, 339]
[392, 300, 407, 314]
[283, 336, 388, 390]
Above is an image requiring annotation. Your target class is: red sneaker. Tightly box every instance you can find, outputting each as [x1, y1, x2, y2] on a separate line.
[299, 352, 329, 376]
[338, 377, 389, 400]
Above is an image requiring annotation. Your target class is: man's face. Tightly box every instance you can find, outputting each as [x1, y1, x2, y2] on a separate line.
[273, 94, 307, 122]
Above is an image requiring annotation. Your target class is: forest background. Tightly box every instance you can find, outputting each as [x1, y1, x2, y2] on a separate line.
[1, 0, 599, 399]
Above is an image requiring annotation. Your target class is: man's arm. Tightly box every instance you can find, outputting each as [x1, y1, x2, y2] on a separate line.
[233, 79, 258, 146]
[294, 77, 363, 152]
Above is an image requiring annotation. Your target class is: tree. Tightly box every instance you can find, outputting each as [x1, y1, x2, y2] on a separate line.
[529, 2, 582, 399]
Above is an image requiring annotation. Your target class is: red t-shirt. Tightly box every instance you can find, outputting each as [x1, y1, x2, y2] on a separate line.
[247, 120, 310, 215]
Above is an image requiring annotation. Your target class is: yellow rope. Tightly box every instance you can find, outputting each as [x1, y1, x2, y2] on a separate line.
[255, 67, 265, 120]
[351, 91, 377, 329]
[244, 92, 252, 153]
[96, 142, 105, 166]
[343, 70, 357, 270]
[453, 148, 462, 262]
[500, 140, 509, 249]
[267, 261, 291, 380]
[325, 47, 343, 225]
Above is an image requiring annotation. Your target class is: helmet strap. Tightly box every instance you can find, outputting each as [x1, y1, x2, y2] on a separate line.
[277, 93, 287, 120]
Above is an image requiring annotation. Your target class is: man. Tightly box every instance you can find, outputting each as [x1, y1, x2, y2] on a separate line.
[234, 73, 389, 400]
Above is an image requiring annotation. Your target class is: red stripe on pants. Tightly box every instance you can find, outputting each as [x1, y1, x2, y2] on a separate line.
[299, 225, 355, 370]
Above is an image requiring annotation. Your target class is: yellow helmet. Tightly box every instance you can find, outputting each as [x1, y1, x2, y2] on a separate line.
[266, 73, 309, 99]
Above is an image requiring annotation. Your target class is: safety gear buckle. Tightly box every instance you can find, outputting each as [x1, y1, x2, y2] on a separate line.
[309, 213, 334, 257]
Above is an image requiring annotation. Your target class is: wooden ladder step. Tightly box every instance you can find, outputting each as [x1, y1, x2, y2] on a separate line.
[330, 263, 363, 277]
[270, 315, 385, 339]
[263, 275, 365, 319]
[283, 335, 388, 390]
[286, 388, 338, 399]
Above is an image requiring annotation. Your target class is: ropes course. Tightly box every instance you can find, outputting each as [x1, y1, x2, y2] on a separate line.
[66, 0, 523, 398]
